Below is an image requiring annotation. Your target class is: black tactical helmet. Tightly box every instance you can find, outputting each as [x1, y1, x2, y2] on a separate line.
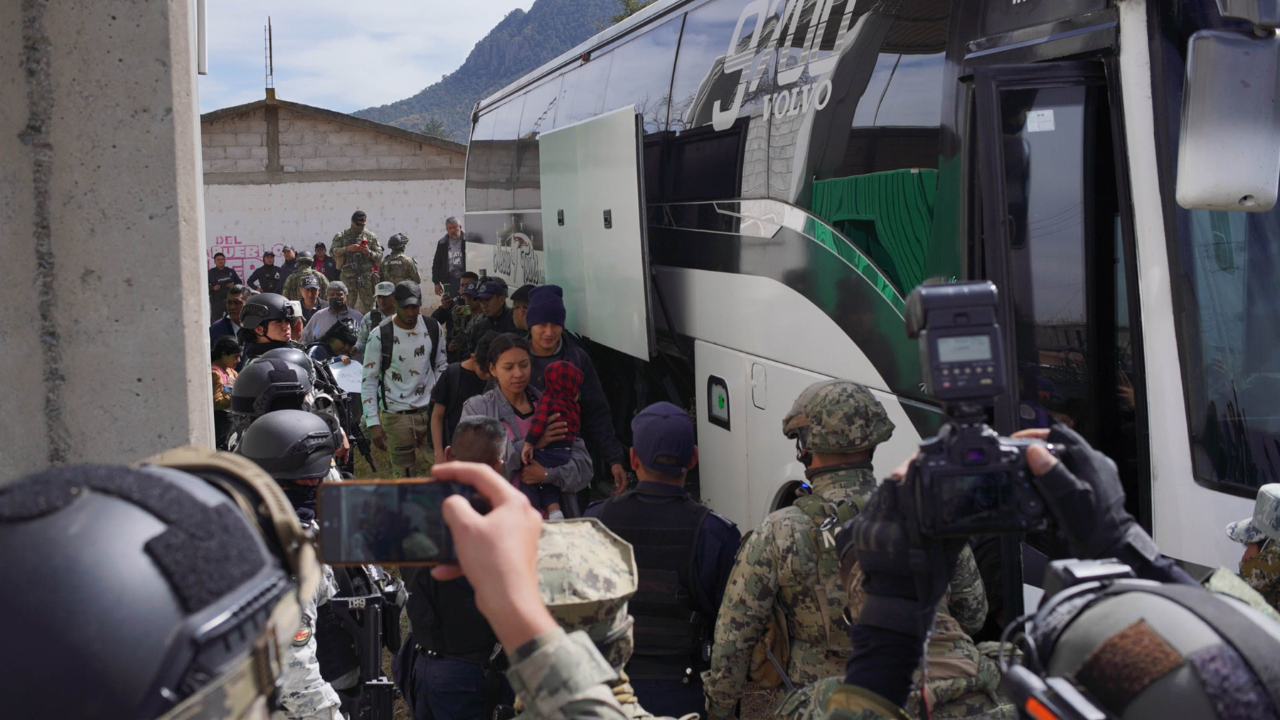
[240, 292, 298, 331]
[230, 357, 313, 417]
[260, 346, 317, 386]
[237, 409, 337, 481]
[388, 233, 408, 249]
[0, 448, 320, 720]
[1004, 560, 1280, 720]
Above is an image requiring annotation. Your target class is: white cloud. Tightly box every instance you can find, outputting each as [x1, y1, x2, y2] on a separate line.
[198, 0, 536, 114]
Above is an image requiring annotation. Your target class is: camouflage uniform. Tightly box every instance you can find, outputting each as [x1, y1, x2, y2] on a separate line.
[1227, 483, 1280, 611]
[703, 380, 895, 719]
[779, 546, 1008, 720]
[331, 228, 381, 314]
[276, 561, 342, 720]
[522, 518, 657, 719]
[282, 263, 328, 303]
[379, 250, 421, 287]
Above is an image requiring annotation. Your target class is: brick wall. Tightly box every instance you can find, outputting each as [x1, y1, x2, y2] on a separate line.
[201, 108, 269, 173]
[201, 106, 464, 177]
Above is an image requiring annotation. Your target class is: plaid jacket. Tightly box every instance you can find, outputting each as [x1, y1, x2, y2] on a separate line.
[526, 360, 584, 444]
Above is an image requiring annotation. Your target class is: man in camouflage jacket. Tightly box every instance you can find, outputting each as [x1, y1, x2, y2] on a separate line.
[702, 380, 896, 719]
[331, 210, 381, 314]
[282, 251, 328, 303]
[1226, 483, 1280, 610]
[380, 233, 421, 287]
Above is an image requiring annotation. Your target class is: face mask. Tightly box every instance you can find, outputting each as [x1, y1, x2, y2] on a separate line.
[328, 298, 346, 312]
[1240, 539, 1280, 609]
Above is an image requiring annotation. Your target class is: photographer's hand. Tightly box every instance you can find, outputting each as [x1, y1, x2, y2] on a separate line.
[1020, 427, 1197, 586]
[430, 461, 558, 649]
[1018, 426, 1133, 560]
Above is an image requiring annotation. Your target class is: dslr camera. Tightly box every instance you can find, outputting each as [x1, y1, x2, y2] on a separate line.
[905, 281, 1056, 538]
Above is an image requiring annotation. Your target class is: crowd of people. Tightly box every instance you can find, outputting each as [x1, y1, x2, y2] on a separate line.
[11, 208, 1279, 720]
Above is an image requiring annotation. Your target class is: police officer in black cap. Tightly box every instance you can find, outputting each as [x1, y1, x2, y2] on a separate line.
[248, 250, 285, 294]
[587, 401, 742, 719]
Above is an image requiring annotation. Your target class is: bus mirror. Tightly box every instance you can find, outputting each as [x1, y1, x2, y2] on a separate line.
[1176, 29, 1280, 213]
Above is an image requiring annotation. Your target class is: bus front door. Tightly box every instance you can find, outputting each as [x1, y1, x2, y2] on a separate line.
[973, 61, 1148, 619]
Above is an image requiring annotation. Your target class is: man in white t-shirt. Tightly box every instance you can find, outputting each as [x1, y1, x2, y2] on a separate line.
[361, 281, 448, 477]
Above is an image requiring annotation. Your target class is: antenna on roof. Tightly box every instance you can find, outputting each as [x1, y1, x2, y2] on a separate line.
[264, 17, 275, 91]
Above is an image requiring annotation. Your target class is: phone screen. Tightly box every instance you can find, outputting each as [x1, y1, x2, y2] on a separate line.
[442, 282, 452, 296]
[317, 480, 489, 565]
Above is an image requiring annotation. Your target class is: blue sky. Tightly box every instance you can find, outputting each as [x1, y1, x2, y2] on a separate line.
[198, 0, 536, 114]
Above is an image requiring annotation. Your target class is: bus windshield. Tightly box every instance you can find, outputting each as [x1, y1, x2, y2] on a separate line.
[1155, 2, 1280, 492]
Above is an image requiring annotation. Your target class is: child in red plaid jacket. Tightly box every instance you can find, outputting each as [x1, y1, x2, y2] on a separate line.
[520, 360, 584, 519]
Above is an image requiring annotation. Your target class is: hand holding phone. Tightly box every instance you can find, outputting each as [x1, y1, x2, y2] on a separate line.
[318, 479, 489, 565]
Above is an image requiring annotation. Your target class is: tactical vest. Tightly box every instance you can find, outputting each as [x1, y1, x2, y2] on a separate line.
[596, 490, 711, 681]
[791, 492, 860, 656]
[404, 568, 499, 662]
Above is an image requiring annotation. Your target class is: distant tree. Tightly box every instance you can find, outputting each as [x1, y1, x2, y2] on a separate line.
[418, 117, 451, 139]
[610, 0, 657, 24]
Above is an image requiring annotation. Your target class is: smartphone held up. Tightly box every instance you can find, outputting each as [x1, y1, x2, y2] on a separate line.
[318, 479, 490, 565]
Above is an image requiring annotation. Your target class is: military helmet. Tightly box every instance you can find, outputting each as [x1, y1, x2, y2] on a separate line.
[239, 292, 297, 331]
[782, 379, 894, 454]
[1005, 566, 1280, 720]
[237, 410, 336, 481]
[388, 233, 408, 250]
[538, 519, 638, 670]
[0, 448, 319, 720]
[230, 357, 313, 417]
[259, 346, 317, 386]
[1226, 483, 1280, 545]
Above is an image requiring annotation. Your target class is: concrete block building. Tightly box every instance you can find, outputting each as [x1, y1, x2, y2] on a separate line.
[202, 91, 467, 284]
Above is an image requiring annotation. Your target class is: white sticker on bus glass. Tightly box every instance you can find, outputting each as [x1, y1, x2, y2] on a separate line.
[1027, 109, 1056, 133]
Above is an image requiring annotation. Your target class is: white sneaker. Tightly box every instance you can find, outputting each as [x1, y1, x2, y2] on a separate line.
[548, 509, 565, 521]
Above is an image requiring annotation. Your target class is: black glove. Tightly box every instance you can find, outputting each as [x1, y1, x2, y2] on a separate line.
[837, 462, 967, 638]
[1033, 424, 1137, 559]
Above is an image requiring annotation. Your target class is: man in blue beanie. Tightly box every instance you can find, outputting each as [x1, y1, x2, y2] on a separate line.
[526, 284, 629, 493]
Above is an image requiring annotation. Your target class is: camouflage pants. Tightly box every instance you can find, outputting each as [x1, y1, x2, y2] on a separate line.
[380, 408, 430, 477]
[342, 271, 377, 314]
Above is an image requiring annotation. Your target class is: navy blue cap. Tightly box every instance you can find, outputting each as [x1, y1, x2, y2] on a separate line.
[476, 279, 508, 300]
[631, 402, 695, 475]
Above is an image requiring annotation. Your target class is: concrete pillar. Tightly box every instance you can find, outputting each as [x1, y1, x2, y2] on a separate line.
[0, 0, 212, 481]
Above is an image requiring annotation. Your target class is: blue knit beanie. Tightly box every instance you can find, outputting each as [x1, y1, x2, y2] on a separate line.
[526, 284, 566, 328]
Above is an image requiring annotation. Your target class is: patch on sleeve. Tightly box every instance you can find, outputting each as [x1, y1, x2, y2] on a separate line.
[292, 618, 313, 647]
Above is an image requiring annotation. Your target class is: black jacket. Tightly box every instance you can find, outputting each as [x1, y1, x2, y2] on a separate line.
[431, 234, 466, 285]
[529, 335, 625, 467]
[247, 264, 284, 294]
[401, 569, 498, 662]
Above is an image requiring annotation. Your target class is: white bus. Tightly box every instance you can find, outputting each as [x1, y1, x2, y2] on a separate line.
[462, 0, 1280, 609]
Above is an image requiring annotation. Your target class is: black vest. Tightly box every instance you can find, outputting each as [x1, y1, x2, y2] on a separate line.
[404, 569, 498, 662]
[596, 490, 711, 680]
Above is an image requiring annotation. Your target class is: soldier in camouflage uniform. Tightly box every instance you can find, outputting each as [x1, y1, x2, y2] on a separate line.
[781, 549, 1010, 720]
[702, 380, 895, 719]
[380, 233, 421, 287]
[1226, 483, 1280, 610]
[331, 210, 381, 314]
[279, 563, 343, 719]
[282, 251, 329, 303]
[522, 518, 656, 719]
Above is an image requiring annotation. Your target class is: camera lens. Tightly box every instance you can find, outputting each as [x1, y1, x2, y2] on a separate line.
[964, 448, 986, 464]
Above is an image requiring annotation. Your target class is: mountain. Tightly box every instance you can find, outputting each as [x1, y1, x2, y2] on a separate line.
[353, 0, 620, 141]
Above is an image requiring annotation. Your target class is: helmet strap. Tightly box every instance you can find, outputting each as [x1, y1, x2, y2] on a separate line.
[794, 436, 813, 467]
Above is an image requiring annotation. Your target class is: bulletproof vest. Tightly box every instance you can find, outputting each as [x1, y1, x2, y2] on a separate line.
[596, 490, 711, 680]
[404, 568, 499, 662]
[315, 566, 373, 684]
